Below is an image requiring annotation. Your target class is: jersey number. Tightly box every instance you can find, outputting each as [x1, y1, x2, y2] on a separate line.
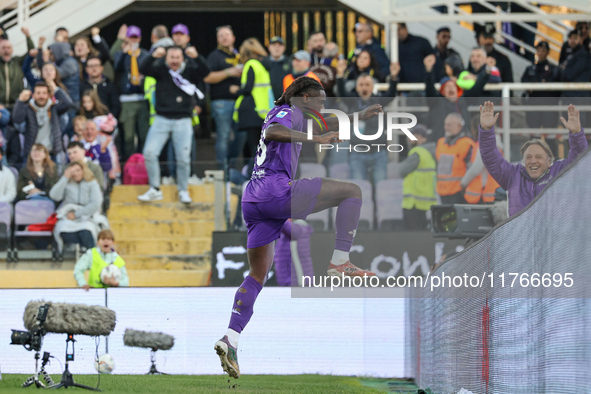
[256, 130, 267, 166]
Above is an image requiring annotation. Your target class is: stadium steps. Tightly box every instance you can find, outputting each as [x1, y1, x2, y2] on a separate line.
[106, 184, 222, 287]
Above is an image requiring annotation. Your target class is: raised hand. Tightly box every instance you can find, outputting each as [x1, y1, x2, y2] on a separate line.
[91, 27, 100, 37]
[117, 24, 128, 40]
[38, 36, 46, 48]
[29, 48, 38, 57]
[479, 101, 500, 130]
[185, 46, 198, 59]
[560, 104, 582, 134]
[19, 90, 32, 102]
[423, 54, 436, 73]
[21, 26, 30, 37]
[358, 104, 383, 120]
[152, 47, 166, 58]
[100, 136, 113, 153]
[486, 56, 496, 68]
[390, 62, 401, 78]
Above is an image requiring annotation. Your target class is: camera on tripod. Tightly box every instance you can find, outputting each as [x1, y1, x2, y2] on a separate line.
[11, 303, 49, 352]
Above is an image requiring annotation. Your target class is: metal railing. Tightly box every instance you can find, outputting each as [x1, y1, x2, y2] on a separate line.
[0, 0, 59, 31]
[375, 82, 591, 161]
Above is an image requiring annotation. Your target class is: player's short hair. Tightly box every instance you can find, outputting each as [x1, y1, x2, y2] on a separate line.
[520, 139, 554, 162]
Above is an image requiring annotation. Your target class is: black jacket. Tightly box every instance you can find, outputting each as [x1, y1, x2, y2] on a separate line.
[398, 34, 434, 83]
[268, 56, 291, 100]
[12, 89, 73, 157]
[139, 55, 210, 119]
[520, 60, 559, 97]
[559, 46, 591, 97]
[80, 77, 121, 117]
[348, 39, 391, 80]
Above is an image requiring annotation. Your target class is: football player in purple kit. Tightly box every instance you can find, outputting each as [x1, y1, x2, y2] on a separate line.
[215, 77, 382, 378]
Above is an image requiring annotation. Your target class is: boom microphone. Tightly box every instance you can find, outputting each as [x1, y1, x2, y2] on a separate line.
[24, 301, 116, 337]
[123, 329, 175, 350]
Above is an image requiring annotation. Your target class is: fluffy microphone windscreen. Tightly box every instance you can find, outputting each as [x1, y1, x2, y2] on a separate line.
[123, 328, 175, 350]
[24, 300, 116, 337]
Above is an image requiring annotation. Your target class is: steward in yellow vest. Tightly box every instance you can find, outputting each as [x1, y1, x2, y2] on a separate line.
[73, 230, 128, 290]
[233, 58, 274, 124]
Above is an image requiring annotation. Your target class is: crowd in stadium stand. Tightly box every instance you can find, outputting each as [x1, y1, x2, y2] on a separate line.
[0, 17, 590, 252]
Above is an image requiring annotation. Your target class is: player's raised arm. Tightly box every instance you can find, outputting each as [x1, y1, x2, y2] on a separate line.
[265, 123, 342, 144]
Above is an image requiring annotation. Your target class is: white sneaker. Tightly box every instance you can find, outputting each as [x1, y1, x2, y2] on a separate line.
[138, 187, 163, 202]
[188, 175, 204, 185]
[178, 190, 192, 203]
[162, 176, 176, 185]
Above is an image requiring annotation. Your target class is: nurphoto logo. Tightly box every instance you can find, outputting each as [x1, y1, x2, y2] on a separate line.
[304, 108, 418, 153]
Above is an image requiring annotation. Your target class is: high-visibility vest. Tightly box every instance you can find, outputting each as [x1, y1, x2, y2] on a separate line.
[282, 71, 321, 92]
[463, 143, 503, 203]
[402, 145, 437, 211]
[87, 248, 126, 288]
[435, 135, 475, 196]
[464, 143, 483, 204]
[144, 76, 200, 126]
[233, 59, 274, 123]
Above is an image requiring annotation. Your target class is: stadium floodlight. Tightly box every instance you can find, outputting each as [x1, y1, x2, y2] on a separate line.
[431, 204, 495, 240]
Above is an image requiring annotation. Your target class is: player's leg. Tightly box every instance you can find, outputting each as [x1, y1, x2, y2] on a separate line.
[215, 242, 275, 378]
[310, 178, 375, 277]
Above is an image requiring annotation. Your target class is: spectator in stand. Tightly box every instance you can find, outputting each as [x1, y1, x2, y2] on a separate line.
[72, 115, 87, 141]
[559, 22, 590, 63]
[80, 90, 108, 119]
[342, 49, 384, 84]
[13, 82, 73, 160]
[113, 25, 150, 161]
[0, 146, 16, 205]
[521, 41, 560, 130]
[458, 47, 501, 96]
[137, 46, 210, 204]
[0, 27, 35, 108]
[308, 31, 326, 66]
[349, 22, 390, 79]
[443, 53, 464, 79]
[172, 24, 191, 49]
[80, 56, 120, 117]
[49, 161, 104, 252]
[81, 119, 112, 175]
[435, 113, 475, 204]
[282, 51, 321, 92]
[322, 42, 340, 68]
[3, 125, 23, 168]
[149, 25, 175, 53]
[267, 36, 291, 100]
[479, 101, 588, 216]
[309, 43, 338, 97]
[336, 63, 400, 183]
[469, 25, 513, 83]
[399, 125, 437, 230]
[54, 27, 69, 43]
[0, 104, 9, 166]
[204, 25, 243, 169]
[67, 141, 104, 192]
[559, 30, 591, 98]
[230, 38, 273, 174]
[17, 143, 58, 201]
[433, 27, 461, 82]
[93, 114, 121, 189]
[73, 28, 110, 81]
[397, 23, 434, 84]
[42, 41, 80, 105]
[23, 47, 69, 96]
[424, 53, 490, 142]
[74, 229, 129, 290]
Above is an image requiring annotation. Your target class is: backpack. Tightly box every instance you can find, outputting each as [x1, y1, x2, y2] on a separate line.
[123, 153, 149, 185]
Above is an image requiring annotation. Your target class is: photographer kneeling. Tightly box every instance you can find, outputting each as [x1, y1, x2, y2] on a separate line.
[74, 229, 129, 290]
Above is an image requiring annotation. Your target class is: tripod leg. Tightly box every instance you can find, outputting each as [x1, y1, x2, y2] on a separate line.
[72, 382, 102, 392]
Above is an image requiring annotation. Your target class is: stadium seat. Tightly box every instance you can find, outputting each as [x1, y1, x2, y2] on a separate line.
[329, 163, 350, 180]
[0, 202, 12, 261]
[299, 163, 326, 178]
[387, 161, 401, 179]
[13, 199, 57, 262]
[376, 179, 404, 230]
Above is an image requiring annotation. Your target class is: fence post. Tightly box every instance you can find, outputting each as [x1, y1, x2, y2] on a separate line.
[17, 0, 25, 27]
[501, 85, 511, 162]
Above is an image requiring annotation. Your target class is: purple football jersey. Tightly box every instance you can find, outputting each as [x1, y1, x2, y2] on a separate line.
[242, 104, 305, 203]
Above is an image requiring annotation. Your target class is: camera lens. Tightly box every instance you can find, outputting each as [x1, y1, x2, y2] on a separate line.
[10, 330, 31, 346]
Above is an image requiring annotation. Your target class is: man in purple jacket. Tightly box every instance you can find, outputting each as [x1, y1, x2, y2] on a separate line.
[479, 101, 588, 216]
